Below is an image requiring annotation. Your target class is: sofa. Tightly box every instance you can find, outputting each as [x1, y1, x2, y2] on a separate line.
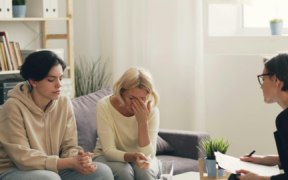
[71, 86, 210, 175]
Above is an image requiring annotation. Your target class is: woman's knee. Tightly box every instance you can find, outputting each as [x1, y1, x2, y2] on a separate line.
[5, 169, 61, 180]
[91, 162, 114, 180]
[32, 170, 61, 180]
[106, 162, 134, 180]
[94, 156, 134, 180]
[133, 164, 157, 180]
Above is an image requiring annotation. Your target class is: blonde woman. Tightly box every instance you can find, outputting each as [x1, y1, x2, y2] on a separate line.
[92, 67, 160, 180]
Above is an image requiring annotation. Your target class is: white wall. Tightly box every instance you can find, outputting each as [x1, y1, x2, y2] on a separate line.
[204, 3, 288, 157]
[205, 54, 281, 157]
[208, 4, 240, 36]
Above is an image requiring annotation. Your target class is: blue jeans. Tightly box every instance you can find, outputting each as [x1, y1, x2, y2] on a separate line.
[0, 162, 113, 180]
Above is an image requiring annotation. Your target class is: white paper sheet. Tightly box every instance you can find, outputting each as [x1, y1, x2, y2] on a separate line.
[214, 151, 280, 176]
[139, 154, 152, 164]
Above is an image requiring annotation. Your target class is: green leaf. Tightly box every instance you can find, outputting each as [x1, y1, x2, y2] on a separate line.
[197, 137, 230, 160]
[270, 18, 283, 23]
[12, 0, 26, 5]
[75, 57, 111, 97]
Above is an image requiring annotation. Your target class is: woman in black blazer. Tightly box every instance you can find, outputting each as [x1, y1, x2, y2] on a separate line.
[231, 53, 288, 180]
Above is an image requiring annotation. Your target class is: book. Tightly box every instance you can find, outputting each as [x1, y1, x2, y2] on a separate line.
[0, 36, 12, 70]
[0, 43, 5, 71]
[0, 32, 15, 70]
[16, 42, 24, 65]
[12, 42, 22, 67]
[0, 42, 8, 71]
[9, 42, 19, 70]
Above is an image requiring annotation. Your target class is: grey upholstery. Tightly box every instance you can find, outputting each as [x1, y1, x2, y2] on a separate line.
[71, 86, 113, 153]
[158, 129, 210, 160]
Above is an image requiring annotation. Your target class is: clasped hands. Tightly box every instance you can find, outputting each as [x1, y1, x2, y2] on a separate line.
[72, 150, 97, 175]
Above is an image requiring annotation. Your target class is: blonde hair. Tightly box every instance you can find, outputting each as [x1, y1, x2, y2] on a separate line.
[113, 67, 159, 107]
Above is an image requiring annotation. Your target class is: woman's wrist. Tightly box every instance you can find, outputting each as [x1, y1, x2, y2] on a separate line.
[57, 157, 74, 170]
[124, 152, 138, 162]
[138, 121, 148, 126]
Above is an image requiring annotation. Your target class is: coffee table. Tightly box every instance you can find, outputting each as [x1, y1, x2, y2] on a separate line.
[170, 171, 229, 180]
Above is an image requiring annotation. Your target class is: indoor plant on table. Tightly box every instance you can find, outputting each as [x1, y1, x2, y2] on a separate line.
[197, 137, 230, 178]
[12, 0, 26, 18]
[270, 18, 283, 35]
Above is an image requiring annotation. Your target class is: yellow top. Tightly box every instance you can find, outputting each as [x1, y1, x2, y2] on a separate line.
[92, 95, 160, 162]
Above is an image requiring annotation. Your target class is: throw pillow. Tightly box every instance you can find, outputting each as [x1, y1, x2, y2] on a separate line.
[156, 135, 174, 155]
[71, 86, 113, 153]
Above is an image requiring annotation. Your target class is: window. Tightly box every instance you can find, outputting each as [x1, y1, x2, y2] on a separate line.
[243, 0, 288, 28]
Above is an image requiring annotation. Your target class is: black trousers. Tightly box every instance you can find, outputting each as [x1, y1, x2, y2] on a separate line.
[228, 174, 240, 180]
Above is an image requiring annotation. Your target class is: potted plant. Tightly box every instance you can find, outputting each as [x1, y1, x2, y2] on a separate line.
[12, 0, 26, 18]
[75, 57, 111, 97]
[270, 19, 283, 35]
[197, 137, 230, 178]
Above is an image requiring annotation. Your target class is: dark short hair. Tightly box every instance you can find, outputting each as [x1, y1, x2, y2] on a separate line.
[264, 53, 288, 91]
[20, 50, 66, 81]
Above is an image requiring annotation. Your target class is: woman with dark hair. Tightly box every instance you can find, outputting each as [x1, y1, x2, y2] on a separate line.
[0, 51, 113, 180]
[231, 53, 288, 180]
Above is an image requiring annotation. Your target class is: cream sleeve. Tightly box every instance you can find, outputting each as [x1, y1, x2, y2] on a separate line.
[137, 107, 160, 159]
[96, 102, 126, 162]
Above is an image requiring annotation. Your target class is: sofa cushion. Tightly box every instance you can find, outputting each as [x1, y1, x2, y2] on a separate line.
[156, 135, 174, 155]
[71, 86, 113, 153]
[157, 155, 207, 175]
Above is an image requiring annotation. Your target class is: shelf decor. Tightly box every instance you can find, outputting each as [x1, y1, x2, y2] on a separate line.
[0, 0, 75, 97]
[270, 19, 283, 36]
[12, 0, 26, 18]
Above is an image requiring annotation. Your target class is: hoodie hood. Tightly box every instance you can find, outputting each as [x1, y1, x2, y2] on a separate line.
[7, 81, 57, 115]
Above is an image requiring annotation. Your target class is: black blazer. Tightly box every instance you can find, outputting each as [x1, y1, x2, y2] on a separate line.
[271, 108, 288, 180]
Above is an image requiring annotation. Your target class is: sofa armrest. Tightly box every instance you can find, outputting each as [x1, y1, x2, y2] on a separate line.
[158, 129, 210, 160]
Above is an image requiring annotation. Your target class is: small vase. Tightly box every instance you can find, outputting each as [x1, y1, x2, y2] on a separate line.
[205, 158, 224, 177]
[12, 5, 26, 18]
[270, 22, 283, 35]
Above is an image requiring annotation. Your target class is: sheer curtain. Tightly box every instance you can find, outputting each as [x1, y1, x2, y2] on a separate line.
[99, 0, 205, 131]
[206, 0, 253, 5]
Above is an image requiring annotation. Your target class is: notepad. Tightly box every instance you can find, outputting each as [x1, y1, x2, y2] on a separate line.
[214, 151, 280, 176]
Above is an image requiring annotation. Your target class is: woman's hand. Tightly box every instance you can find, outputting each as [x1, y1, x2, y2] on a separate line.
[71, 150, 97, 175]
[132, 97, 151, 124]
[236, 170, 270, 180]
[240, 154, 280, 166]
[240, 154, 263, 164]
[134, 152, 150, 169]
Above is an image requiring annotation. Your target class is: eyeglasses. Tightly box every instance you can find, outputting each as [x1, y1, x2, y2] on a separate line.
[257, 73, 274, 85]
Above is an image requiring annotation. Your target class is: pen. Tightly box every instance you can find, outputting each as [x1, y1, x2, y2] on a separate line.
[247, 150, 256, 157]
[235, 150, 256, 176]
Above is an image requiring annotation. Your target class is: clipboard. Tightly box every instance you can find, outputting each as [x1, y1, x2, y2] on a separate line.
[214, 151, 280, 177]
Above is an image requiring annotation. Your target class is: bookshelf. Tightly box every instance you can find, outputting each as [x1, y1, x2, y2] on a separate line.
[0, 0, 75, 97]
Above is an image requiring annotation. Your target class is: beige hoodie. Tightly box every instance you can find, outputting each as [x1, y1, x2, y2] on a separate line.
[0, 82, 83, 174]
